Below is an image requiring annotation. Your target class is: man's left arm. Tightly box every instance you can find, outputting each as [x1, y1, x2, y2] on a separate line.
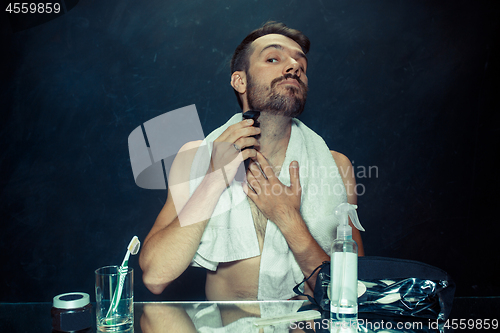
[243, 151, 364, 291]
[239, 151, 316, 290]
[330, 150, 364, 256]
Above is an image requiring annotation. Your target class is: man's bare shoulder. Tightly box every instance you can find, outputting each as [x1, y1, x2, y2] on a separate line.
[330, 150, 353, 170]
[179, 140, 203, 153]
[168, 140, 204, 184]
[330, 150, 357, 204]
[172, 140, 203, 164]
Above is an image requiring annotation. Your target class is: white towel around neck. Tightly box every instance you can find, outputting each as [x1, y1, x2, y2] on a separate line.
[189, 113, 347, 300]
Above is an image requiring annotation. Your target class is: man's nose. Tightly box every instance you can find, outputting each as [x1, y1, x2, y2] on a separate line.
[283, 59, 301, 77]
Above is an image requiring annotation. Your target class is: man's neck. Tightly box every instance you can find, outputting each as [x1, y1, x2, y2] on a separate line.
[252, 112, 292, 168]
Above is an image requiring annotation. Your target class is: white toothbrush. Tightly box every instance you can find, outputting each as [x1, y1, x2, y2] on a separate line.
[253, 310, 322, 327]
[107, 236, 141, 317]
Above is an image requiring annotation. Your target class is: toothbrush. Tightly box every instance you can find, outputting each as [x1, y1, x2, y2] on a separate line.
[107, 236, 141, 318]
[253, 310, 322, 327]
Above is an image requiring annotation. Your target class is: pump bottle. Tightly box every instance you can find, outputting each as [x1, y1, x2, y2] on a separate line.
[330, 203, 365, 332]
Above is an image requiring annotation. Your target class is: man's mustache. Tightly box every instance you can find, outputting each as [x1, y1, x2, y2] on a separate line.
[270, 73, 308, 91]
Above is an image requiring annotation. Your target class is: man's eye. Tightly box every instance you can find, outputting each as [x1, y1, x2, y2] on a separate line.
[267, 58, 278, 63]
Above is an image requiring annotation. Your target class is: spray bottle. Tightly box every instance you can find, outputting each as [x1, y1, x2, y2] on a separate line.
[330, 203, 365, 332]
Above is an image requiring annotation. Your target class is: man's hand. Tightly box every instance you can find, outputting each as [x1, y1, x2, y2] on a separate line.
[242, 151, 302, 231]
[243, 150, 328, 291]
[210, 119, 260, 183]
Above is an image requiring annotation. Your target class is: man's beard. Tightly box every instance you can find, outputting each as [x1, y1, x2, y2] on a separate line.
[246, 72, 308, 118]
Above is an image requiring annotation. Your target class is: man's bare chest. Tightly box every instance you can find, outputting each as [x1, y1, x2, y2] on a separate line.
[246, 162, 282, 251]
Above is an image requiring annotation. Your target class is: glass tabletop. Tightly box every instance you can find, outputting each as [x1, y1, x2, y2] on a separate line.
[0, 297, 498, 332]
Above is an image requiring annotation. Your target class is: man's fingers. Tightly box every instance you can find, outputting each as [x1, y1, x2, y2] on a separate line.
[254, 151, 274, 180]
[218, 119, 260, 143]
[235, 136, 260, 151]
[249, 160, 269, 182]
[289, 160, 301, 189]
[246, 172, 261, 195]
[242, 182, 256, 195]
[241, 148, 257, 161]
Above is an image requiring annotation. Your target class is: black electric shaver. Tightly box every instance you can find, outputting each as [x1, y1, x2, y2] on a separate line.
[236, 110, 260, 182]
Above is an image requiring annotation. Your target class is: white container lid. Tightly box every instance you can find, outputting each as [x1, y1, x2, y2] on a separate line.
[53, 292, 90, 309]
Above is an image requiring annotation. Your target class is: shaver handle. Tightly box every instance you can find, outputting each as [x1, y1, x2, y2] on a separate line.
[237, 111, 260, 182]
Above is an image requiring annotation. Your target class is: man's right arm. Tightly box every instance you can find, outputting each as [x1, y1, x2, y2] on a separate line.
[139, 140, 227, 294]
[139, 119, 260, 295]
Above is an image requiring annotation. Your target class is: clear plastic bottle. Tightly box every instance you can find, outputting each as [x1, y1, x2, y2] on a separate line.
[330, 203, 364, 332]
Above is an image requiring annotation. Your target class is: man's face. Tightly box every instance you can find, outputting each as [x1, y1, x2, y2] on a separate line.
[244, 34, 308, 117]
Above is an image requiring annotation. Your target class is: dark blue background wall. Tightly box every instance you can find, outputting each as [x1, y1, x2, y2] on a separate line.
[1, 0, 499, 302]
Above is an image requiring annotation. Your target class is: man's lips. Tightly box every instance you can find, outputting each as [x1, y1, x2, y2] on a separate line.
[278, 78, 301, 88]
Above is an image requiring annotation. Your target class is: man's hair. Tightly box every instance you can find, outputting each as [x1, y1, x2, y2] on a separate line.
[230, 21, 310, 109]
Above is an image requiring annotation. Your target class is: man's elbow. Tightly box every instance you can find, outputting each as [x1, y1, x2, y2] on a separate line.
[142, 271, 172, 295]
[144, 280, 170, 295]
[139, 255, 172, 295]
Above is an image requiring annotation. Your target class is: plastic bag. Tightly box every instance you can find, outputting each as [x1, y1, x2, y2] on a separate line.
[294, 257, 455, 322]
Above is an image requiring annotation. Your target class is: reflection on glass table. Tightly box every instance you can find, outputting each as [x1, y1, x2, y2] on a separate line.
[0, 298, 498, 332]
[138, 301, 447, 333]
[140, 301, 308, 332]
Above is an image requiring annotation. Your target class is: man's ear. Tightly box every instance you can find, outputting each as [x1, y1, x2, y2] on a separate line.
[231, 71, 247, 94]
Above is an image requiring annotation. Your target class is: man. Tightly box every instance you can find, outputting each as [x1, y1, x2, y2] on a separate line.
[139, 22, 364, 301]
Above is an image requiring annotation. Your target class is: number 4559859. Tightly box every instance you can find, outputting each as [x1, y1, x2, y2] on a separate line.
[444, 318, 498, 330]
[6, 2, 62, 14]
